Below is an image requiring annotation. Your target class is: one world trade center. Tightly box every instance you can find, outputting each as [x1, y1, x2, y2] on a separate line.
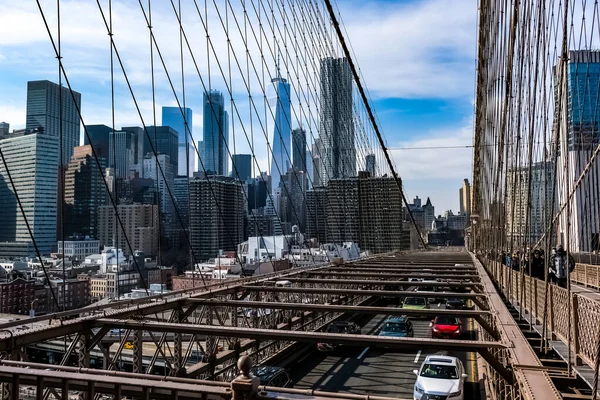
[268, 66, 292, 195]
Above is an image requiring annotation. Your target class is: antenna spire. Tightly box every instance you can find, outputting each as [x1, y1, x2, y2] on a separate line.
[277, 46, 281, 78]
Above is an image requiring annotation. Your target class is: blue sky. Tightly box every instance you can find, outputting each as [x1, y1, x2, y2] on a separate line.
[0, 0, 477, 214]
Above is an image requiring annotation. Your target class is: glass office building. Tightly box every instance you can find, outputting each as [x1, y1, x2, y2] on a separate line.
[162, 107, 194, 176]
[26, 80, 81, 166]
[268, 72, 291, 193]
[203, 91, 229, 175]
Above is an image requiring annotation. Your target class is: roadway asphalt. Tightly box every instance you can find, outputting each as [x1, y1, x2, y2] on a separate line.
[288, 300, 479, 399]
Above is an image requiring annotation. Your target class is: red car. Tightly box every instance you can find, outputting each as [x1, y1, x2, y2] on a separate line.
[430, 316, 463, 339]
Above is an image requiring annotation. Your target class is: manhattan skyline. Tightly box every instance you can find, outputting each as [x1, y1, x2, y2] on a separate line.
[0, 0, 475, 213]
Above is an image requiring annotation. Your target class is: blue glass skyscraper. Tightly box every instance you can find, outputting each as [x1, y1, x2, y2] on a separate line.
[203, 91, 229, 175]
[268, 69, 291, 194]
[554, 50, 600, 252]
[26, 80, 81, 166]
[231, 154, 252, 182]
[162, 107, 194, 176]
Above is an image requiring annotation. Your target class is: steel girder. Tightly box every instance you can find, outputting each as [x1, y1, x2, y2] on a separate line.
[0, 260, 341, 333]
[278, 277, 482, 288]
[189, 298, 499, 340]
[0, 364, 231, 400]
[184, 295, 372, 378]
[0, 361, 409, 400]
[239, 286, 487, 299]
[324, 267, 478, 274]
[95, 318, 506, 352]
[301, 271, 481, 280]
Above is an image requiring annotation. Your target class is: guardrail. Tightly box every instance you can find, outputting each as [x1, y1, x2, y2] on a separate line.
[572, 263, 600, 289]
[482, 259, 600, 369]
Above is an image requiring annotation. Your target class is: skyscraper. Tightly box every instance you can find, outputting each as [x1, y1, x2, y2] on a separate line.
[310, 175, 404, 253]
[319, 57, 355, 186]
[121, 126, 146, 175]
[268, 69, 292, 193]
[97, 204, 159, 256]
[174, 176, 190, 229]
[26, 80, 81, 166]
[143, 153, 175, 219]
[365, 154, 376, 177]
[0, 131, 59, 254]
[282, 168, 307, 232]
[247, 177, 267, 211]
[459, 179, 472, 216]
[292, 128, 307, 172]
[306, 187, 327, 243]
[143, 153, 177, 247]
[231, 154, 252, 182]
[506, 162, 554, 244]
[64, 145, 107, 238]
[189, 176, 244, 260]
[108, 130, 137, 178]
[423, 197, 435, 231]
[84, 124, 112, 158]
[203, 91, 229, 175]
[0, 122, 9, 138]
[162, 107, 194, 177]
[554, 50, 600, 251]
[140, 126, 178, 174]
[312, 142, 322, 187]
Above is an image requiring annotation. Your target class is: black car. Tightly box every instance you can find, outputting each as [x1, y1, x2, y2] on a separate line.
[317, 321, 361, 352]
[446, 297, 468, 309]
[251, 365, 294, 387]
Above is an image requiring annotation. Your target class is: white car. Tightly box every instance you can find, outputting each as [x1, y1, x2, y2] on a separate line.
[413, 355, 467, 400]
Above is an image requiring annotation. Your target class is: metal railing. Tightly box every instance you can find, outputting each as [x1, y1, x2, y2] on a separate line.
[483, 259, 600, 369]
[572, 263, 600, 289]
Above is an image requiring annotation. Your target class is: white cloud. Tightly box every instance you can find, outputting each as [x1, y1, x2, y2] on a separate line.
[0, 0, 476, 180]
[390, 122, 474, 213]
[0, 104, 25, 129]
[390, 124, 473, 180]
[337, 0, 477, 99]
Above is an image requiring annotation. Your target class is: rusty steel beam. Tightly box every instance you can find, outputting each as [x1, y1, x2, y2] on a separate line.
[0, 364, 230, 400]
[276, 277, 481, 288]
[326, 267, 477, 274]
[239, 286, 486, 298]
[0, 361, 410, 400]
[190, 299, 499, 339]
[0, 260, 339, 333]
[0, 266, 350, 352]
[301, 271, 480, 280]
[189, 299, 490, 318]
[354, 262, 473, 267]
[0, 320, 97, 352]
[184, 295, 373, 378]
[96, 318, 506, 351]
[339, 263, 475, 268]
[472, 254, 562, 400]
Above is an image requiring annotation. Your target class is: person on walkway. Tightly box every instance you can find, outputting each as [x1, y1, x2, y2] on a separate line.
[511, 250, 521, 272]
[521, 250, 530, 274]
[549, 245, 575, 288]
[530, 249, 545, 279]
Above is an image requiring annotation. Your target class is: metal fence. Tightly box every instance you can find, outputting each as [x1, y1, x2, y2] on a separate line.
[572, 263, 600, 289]
[483, 260, 600, 369]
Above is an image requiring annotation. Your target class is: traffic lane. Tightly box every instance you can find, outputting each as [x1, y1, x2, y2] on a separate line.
[289, 305, 479, 398]
[291, 347, 424, 397]
[290, 318, 437, 397]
